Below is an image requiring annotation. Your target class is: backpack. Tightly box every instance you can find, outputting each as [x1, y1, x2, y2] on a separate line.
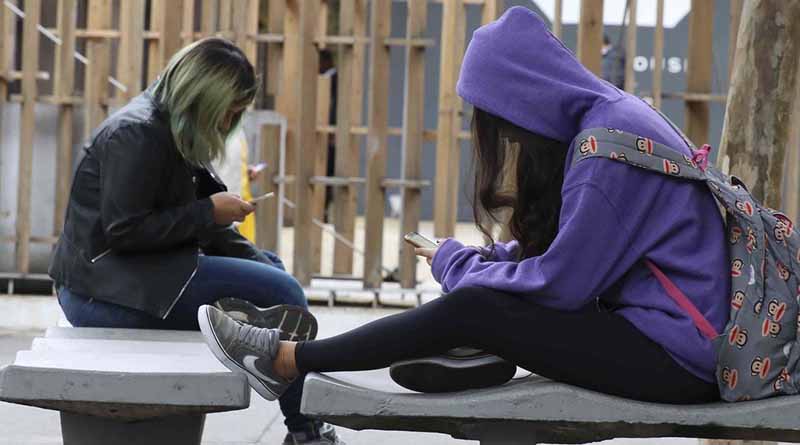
[573, 126, 800, 402]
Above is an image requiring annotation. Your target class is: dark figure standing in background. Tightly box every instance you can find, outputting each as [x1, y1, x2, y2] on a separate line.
[319, 50, 338, 222]
[602, 33, 626, 89]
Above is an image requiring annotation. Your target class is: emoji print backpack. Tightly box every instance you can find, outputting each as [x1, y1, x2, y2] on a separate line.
[573, 126, 800, 402]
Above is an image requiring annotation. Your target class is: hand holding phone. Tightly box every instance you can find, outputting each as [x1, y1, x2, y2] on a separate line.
[250, 192, 274, 204]
[404, 231, 438, 249]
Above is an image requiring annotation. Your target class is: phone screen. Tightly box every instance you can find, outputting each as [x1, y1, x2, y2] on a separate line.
[404, 232, 438, 249]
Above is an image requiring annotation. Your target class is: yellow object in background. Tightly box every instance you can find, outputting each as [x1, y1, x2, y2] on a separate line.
[235, 131, 257, 243]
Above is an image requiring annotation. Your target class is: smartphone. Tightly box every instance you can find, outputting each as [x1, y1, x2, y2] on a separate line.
[250, 191, 274, 203]
[403, 231, 438, 249]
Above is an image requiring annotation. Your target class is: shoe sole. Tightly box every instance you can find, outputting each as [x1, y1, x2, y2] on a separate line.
[390, 355, 517, 393]
[215, 299, 318, 342]
[198, 306, 281, 401]
[258, 304, 318, 342]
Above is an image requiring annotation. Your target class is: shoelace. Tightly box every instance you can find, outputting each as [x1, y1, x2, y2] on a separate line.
[239, 323, 272, 354]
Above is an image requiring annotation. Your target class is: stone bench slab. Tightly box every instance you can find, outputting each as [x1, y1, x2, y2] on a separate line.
[300, 372, 800, 444]
[45, 327, 205, 342]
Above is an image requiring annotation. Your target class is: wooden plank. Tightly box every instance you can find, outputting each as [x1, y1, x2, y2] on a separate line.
[624, 0, 637, 93]
[291, 0, 320, 285]
[182, 0, 196, 45]
[158, 0, 184, 67]
[84, 0, 111, 138]
[728, 0, 743, 82]
[685, 0, 713, 146]
[784, 47, 800, 224]
[481, 0, 502, 25]
[266, 0, 286, 98]
[398, 0, 428, 288]
[316, 1, 328, 50]
[201, 0, 218, 36]
[443, 1, 467, 234]
[362, 0, 391, 288]
[577, 0, 603, 76]
[232, 0, 259, 63]
[652, 0, 664, 109]
[311, 74, 332, 274]
[218, 0, 232, 31]
[118, 0, 146, 102]
[53, 0, 78, 237]
[276, 0, 299, 225]
[433, 0, 462, 238]
[552, 0, 562, 38]
[0, 0, 13, 194]
[16, 0, 41, 273]
[332, 0, 366, 275]
[255, 124, 281, 251]
[146, 0, 162, 84]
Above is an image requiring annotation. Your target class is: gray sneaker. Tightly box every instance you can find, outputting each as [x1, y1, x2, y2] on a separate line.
[213, 298, 318, 341]
[283, 422, 345, 445]
[198, 305, 290, 401]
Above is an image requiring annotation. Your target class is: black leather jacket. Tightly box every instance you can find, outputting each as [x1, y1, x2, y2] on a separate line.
[49, 91, 270, 318]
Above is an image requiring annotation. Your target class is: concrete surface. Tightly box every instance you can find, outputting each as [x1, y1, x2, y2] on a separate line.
[0, 307, 717, 445]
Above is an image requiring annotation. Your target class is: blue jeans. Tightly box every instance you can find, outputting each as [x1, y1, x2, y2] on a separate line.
[57, 250, 314, 432]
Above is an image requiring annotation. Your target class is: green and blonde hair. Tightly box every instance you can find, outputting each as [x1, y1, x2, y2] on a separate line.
[152, 37, 256, 165]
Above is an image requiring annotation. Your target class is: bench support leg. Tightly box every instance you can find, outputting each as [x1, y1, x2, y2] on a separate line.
[60, 412, 206, 445]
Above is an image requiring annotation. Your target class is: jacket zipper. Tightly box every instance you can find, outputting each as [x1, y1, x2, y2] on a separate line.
[162, 257, 199, 319]
[90, 248, 112, 263]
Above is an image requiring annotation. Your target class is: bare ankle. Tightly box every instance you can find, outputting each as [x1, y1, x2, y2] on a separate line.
[275, 341, 299, 380]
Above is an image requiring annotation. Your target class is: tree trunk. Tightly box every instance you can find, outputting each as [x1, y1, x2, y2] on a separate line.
[717, 0, 800, 209]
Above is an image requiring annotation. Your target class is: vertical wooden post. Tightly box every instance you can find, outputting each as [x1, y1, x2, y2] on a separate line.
[256, 124, 282, 251]
[84, 0, 111, 138]
[685, 0, 713, 146]
[398, 0, 427, 288]
[16, 0, 41, 273]
[182, 0, 196, 46]
[0, 0, 11, 150]
[118, 0, 145, 102]
[158, 0, 185, 66]
[147, 0, 162, 84]
[552, 0, 563, 39]
[218, 0, 232, 32]
[481, 0, 502, 25]
[624, 0, 637, 93]
[577, 0, 603, 76]
[785, 82, 800, 223]
[332, 0, 366, 275]
[53, 0, 77, 237]
[717, 0, 800, 210]
[233, 0, 259, 64]
[728, 0, 744, 82]
[362, 0, 391, 288]
[291, 0, 320, 285]
[266, 0, 286, 99]
[202, 0, 219, 36]
[652, 0, 664, 109]
[277, 0, 299, 225]
[433, 0, 462, 238]
[311, 74, 331, 274]
[446, 2, 466, 234]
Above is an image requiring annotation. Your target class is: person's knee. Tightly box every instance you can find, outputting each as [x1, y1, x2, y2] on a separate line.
[281, 277, 308, 308]
[441, 286, 493, 312]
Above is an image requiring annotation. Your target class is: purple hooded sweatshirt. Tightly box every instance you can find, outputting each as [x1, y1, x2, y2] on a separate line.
[431, 7, 729, 382]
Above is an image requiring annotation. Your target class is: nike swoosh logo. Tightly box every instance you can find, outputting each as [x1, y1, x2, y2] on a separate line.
[242, 355, 282, 386]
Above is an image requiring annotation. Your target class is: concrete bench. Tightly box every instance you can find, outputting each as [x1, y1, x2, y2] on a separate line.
[0, 327, 250, 445]
[300, 372, 800, 445]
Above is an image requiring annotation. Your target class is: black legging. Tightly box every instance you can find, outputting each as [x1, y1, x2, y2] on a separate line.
[295, 286, 719, 404]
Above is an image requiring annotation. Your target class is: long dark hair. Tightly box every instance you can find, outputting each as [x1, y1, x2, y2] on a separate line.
[471, 108, 568, 259]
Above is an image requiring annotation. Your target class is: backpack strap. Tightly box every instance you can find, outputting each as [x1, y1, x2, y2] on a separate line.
[571, 128, 721, 340]
[572, 128, 708, 182]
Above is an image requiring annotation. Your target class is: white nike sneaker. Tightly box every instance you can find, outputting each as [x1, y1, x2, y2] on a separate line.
[198, 305, 291, 401]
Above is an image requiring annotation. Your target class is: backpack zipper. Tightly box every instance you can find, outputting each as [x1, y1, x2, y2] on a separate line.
[90, 248, 112, 263]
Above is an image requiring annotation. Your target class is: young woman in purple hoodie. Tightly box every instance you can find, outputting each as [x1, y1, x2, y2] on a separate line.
[198, 7, 729, 404]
